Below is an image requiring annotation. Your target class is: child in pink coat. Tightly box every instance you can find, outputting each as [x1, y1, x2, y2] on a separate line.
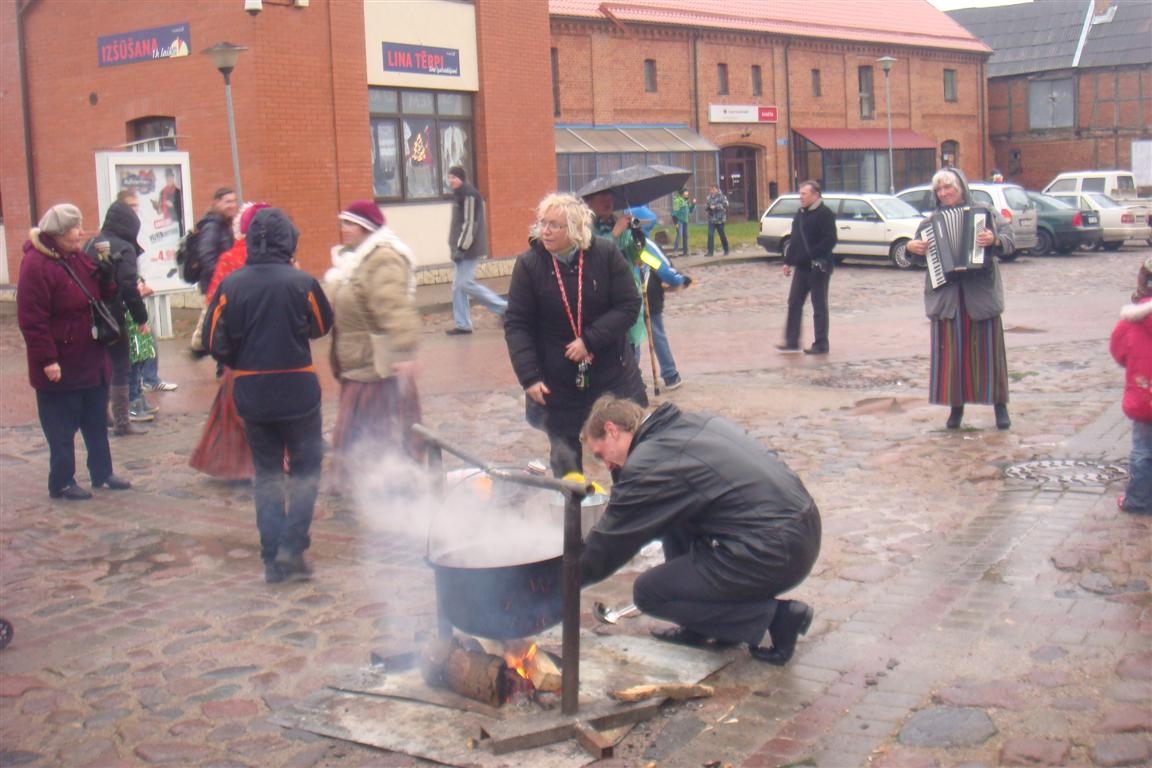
[1110, 258, 1152, 515]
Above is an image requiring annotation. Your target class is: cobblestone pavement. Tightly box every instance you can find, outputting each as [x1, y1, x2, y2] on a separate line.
[1, 244, 1149, 767]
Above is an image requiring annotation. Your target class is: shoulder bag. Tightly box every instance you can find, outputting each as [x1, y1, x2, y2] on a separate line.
[57, 258, 121, 345]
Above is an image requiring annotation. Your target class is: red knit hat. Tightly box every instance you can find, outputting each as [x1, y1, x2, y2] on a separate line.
[239, 202, 272, 237]
[338, 199, 385, 232]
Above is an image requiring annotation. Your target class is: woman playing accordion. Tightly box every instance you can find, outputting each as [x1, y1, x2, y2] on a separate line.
[906, 168, 1015, 431]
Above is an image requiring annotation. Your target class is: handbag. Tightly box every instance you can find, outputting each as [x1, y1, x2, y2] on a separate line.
[58, 257, 122, 346]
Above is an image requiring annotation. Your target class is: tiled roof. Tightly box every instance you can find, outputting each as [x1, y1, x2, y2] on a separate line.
[794, 127, 937, 151]
[550, 0, 991, 54]
[948, 0, 1151, 77]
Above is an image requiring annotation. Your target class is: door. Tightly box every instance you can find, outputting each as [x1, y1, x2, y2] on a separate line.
[721, 146, 759, 221]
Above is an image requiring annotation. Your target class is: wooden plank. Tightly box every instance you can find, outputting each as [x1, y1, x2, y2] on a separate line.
[479, 722, 576, 755]
[572, 722, 614, 759]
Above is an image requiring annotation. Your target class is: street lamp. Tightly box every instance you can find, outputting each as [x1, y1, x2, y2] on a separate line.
[203, 42, 248, 201]
[877, 55, 897, 195]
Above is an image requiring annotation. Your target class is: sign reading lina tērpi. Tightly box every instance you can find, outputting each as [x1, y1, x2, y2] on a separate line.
[97, 24, 190, 68]
[381, 42, 460, 77]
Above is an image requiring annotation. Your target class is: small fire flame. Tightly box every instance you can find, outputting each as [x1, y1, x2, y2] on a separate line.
[504, 642, 538, 680]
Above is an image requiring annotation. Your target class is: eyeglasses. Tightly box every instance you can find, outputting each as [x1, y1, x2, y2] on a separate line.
[537, 219, 567, 232]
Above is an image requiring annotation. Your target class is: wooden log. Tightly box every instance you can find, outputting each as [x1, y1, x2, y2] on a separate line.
[528, 649, 562, 693]
[420, 637, 507, 707]
[608, 683, 715, 703]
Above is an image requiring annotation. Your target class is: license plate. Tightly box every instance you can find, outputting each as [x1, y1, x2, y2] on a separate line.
[1085, 213, 1098, 225]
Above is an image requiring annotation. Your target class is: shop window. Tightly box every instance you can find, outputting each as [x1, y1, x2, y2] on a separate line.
[717, 63, 729, 95]
[943, 69, 957, 102]
[859, 66, 874, 120]
[644, 59, 657, 93]
[751, 65, 762, 97]
[369, 87, 474, 201]
[128, 116, 176, 151]
[811, 69, 822, 97]
[1028, 78, 1074, 129]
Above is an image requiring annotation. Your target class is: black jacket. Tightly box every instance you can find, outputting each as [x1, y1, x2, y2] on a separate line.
[88, 201, 148, 325]
[203, 208, 333, 423]
[785, 201, 837, 271]
[581, 403, 821, 594]
[449, 181, 488, 261]
[504, 236, 647, 436]
[195, 211, 235, 295]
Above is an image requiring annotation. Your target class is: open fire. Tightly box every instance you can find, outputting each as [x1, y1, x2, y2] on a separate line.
[420, 635, 562, 707]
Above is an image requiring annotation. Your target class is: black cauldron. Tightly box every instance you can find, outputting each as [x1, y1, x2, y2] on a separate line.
[429, 544, 564, 640]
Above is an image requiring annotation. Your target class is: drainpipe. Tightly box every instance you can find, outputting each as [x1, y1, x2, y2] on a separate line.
[17, 0, 40, 220]
[783, 38, 793, 191]
[978, 57, 986, 180]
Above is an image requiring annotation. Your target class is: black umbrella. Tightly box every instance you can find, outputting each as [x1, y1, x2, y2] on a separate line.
[576, 164, 692, 208]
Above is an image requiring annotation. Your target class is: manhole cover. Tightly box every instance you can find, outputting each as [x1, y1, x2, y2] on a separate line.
[1003, 459, 1129, 486]
[809, 374, 906, 390]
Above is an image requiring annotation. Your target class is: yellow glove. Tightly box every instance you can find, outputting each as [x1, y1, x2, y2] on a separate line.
[563, 472, 606, 495]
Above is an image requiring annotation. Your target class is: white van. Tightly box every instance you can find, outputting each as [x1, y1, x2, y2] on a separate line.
[1043, 171, 1141, 201]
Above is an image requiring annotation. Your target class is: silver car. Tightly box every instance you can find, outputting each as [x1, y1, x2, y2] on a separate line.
[897, 181, 1039, 256]
[757, 193, 926, 269]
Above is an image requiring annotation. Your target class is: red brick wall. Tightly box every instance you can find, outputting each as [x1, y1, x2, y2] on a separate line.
[1, 0, 33, 278]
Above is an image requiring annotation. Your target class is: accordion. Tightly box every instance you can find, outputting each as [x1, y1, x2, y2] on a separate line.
[924, 206, 992, 289]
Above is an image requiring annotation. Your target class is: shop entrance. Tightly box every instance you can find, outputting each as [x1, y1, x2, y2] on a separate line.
[721, 146, 759, 221]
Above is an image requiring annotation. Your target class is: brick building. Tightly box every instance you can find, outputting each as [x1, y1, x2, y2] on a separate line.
[949, 0, 1152, 192]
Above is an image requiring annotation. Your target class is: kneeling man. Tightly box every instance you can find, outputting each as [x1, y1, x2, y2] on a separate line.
[579, 396, 821, 664]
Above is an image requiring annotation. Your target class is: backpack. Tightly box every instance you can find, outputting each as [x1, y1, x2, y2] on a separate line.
[175, 218, 209, 284]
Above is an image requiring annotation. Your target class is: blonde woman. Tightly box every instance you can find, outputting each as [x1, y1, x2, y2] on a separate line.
[503, 193, 647, 476]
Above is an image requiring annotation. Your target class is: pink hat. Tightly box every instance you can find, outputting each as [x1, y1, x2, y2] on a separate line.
[338, 200, 385, 232]
[238, 202, 272, 237]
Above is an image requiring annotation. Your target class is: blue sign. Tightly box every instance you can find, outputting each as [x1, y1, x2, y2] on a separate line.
[382, 42, 460, 77]
[98, 24, 190, 68]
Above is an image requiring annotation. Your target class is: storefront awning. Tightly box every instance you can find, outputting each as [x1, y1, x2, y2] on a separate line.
[793, 127, 936, 151]
[555, 126, 718, 154]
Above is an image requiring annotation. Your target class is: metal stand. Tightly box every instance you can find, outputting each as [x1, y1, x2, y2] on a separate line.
[412, 424, 592, 716]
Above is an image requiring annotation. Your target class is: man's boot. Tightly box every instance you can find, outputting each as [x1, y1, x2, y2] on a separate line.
[111, 385, 147, 435]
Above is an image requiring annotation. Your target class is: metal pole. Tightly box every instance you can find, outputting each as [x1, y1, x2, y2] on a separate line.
[560, 490, 581, 715]
[223, 72, 243, 202]
[884, 70, 894, 195]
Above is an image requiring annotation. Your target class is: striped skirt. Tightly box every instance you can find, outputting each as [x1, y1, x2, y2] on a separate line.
[929, 300, 1009, 407]
[189, 368, 255, 480]
[332, 376, 424, 462]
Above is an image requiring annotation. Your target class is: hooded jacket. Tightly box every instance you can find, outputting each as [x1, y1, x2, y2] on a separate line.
[17, 230, 117, 390]
[448, 181, 488, 261]
[89, 201, 148, 325]
[915, 168, 1014, 321]
[581, 403, 821, 594]
[1110, 297, 1152, 423]
[203, 208, 333, 422]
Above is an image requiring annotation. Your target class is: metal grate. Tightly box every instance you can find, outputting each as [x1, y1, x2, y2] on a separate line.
[1003, 459, 1129, 486]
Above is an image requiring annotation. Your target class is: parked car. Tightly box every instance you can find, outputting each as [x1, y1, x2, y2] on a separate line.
[757, 193, 926, 269]
[897, 181, 1038, 255]
[1045, 191, 1152, 251]
[1043, 170, 1141, 201]
[1024, 191, 1103, 255]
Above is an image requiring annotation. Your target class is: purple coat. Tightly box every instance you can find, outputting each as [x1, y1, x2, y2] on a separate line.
[17, 231, 116, 391]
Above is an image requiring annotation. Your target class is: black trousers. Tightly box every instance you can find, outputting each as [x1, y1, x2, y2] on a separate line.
[784, 266, 831, 350]
[634, 510, 822, 645]
[36, 386, 114, 494]
[243, 410, 324, 563]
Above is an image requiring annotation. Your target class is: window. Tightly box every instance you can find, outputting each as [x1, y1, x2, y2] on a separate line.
[644, 59, 657, 93]
[838, 199, 879, 221]
[368, 87, 474, 201]
[811, 69, 822, 97]
[751, 65, 762, 97]
[1081, 176, 1105, 192]
[943, 69, 957, 102]
[128, 116, 176, 151]
[1028, 78, 1075, 129]
[859, 66, 874, 119]
[717, 63, 729, 95]
[551, 48, 561, 116]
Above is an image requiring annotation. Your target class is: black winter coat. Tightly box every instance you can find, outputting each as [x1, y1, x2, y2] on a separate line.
[581, 403, 822, 595]
[195, 212, 235, 295]
[203, 208, 333, 423]
[89, 201, 148, 325]
[504, 236, 647, 437]
[785, 202, 837, 272]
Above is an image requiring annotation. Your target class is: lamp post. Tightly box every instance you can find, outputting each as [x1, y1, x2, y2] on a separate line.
[877, 55, 897, 195]
[203, 42, 248, 201]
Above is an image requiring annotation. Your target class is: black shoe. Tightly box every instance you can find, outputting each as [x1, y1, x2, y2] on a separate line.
[50, 483, 93, 501]
[265, 562, 286, 584]
[705, 252, 714, 258]
[650, 626, 710, 648]
[775, 344, 801, 354]
[445, 327, 473, 336]
[94, 474, 132, 490]
[274, 548, 314, 581]
[749, 600, 813, 665]
[946, 406, 964, 430]
[994, 403, 1011, 430]
[803, 346, 828, 355]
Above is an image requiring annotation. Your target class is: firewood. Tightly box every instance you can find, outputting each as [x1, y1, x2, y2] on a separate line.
[608, 683, 715, 702]
[528, 649, 562, 693]
[420, 637, 507, 707]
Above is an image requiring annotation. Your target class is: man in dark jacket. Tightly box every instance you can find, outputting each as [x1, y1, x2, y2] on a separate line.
[194, 187, 238, 295]
[581, 396, 822, 665]
[203, 207, 334, 584]
[445, 166, 506, 335]
[88, 192, 150, 435]
[778, 180, 837, 355]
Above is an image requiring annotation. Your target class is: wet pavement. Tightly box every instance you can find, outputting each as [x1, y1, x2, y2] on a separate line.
[1, 242, 1150, 767]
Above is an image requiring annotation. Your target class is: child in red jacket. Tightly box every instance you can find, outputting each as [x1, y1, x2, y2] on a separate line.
[1110, 258, 1152, 515]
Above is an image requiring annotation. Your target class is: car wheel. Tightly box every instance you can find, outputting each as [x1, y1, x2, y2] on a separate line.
[1102, 241, 1124, 251]
[889, 238, 914, 269]
[1033, 229, 1053, 257]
